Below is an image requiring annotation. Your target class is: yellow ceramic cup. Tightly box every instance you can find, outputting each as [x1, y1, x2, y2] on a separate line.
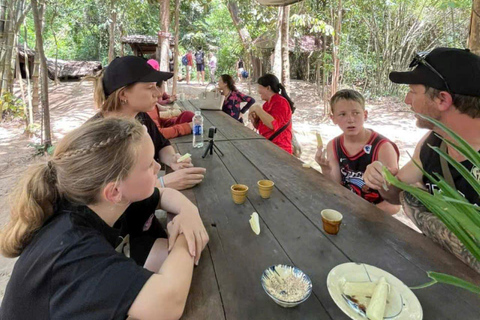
[320, 209, 343, 235]
[257, 180, 274, 199]
[231, 184, 249, 204]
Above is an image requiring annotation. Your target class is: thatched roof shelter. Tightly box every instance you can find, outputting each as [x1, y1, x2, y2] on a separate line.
[46, 59, 102, 80]
[121, 35, 175, 57]
[253, 32, 323, 52]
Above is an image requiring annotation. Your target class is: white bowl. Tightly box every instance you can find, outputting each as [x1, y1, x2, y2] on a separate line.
[261, 264, 312, 308]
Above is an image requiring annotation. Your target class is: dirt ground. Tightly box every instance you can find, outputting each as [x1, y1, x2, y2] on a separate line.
[0, 79, 425, 302]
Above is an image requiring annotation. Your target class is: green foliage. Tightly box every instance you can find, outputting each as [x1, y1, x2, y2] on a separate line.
[29, 143, 55, 157]
[0, 92, 26, 121]
[384, 115, 480, 262]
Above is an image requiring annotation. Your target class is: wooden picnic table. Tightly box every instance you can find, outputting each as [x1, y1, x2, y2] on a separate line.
[172, 100, 480, 320]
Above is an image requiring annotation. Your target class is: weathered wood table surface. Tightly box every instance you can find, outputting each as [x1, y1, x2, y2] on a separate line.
[172, 100, 480, 320]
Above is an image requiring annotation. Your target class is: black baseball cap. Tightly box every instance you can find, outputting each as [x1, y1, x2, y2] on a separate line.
[103, 56, 173, 96]
[389, 48, 480, 96]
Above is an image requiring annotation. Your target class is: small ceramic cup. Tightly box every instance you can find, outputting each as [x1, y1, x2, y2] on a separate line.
[257, 180, 274, 199]
[231, 184, 249, 204]
[320, 209, 343, 235]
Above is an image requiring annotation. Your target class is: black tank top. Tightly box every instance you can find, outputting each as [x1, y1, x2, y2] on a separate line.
[334, 130, 399, 204]
[420, 131, 479, 205]
[238, 60, 244, 69]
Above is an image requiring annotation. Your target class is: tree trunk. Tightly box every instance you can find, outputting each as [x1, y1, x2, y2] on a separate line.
[49, 3, 59, 84]
[31, 0, 51, 148]
[32, 2, 44, 113]
[331, 0, 342, 96]
[226, 1, 255, 78]
[280, 5, 290, 89]
[158, 0, 170, 71]
[0, 0, 14, 95]
[172, 0, 180, 95]
[24, 21, 33, 127]
[469, 0, 480, 55]
[273, 7, 282, 80]
[119, 24, 125, 57]
[108, 0, 116, 63]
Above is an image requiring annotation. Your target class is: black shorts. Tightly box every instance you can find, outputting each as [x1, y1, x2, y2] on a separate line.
[197, 63, 205, 72]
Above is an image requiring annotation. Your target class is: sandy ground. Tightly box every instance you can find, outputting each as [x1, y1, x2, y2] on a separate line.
[0, 79, 425, 302]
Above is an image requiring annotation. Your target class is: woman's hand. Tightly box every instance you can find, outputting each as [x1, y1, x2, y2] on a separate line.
[169, 153, 194, 171]
[248, 111, 259, 128]
[167, 207, 209, 265]
[163, 167, 206, 190]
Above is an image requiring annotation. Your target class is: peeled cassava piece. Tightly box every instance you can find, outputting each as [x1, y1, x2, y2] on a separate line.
[366, 277, 389, 320]
[249, 212, 261, 235]
[177, 153, 191, 163]
[316, 132, 323, 148]
[343, 281, 377, 297]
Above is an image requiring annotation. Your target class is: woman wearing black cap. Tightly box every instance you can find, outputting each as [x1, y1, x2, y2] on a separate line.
[85, 56, 208, 268]
[87, 56, 206, 191]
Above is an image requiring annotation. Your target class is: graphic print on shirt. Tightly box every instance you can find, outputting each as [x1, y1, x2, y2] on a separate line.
[334, 131, 399, 204]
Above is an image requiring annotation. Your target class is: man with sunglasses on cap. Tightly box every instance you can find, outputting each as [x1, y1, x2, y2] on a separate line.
[364, 47, 480, 272]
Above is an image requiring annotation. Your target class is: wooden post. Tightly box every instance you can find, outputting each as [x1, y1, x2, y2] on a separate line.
[172, 0, 180, 95]
[158, 0, 170, 71]
[280, 5, 290, 90]
[31, 0, 51, 148]
[469, 0, 480, 55]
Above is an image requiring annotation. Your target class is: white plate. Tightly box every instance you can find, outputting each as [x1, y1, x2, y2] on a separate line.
[327, 262, 423, 320]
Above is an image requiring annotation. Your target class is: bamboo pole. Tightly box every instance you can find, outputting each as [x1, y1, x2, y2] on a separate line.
[172, 0, 180, 95]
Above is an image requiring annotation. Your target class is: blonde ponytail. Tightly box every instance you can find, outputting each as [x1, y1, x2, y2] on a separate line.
[0, 162, 58, 257]
[0, 118, 145, 258]
[83, 70, 130, 113]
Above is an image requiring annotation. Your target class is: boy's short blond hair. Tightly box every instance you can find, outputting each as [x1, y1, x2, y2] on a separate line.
[330, 89, 365, 113]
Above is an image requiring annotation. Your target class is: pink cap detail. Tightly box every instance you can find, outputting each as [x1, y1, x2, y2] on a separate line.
[147, 59, 160, 71]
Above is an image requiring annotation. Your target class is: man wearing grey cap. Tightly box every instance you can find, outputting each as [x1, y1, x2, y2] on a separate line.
[363, 48, 480, 272]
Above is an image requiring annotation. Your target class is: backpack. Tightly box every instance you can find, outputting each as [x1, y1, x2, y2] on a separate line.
[181, 55, 188, 66]
[241, 70, 249, 79]
[195, 51, 204, 64]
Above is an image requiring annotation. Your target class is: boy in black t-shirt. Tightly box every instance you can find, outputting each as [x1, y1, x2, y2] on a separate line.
[315, 89, 400, 214]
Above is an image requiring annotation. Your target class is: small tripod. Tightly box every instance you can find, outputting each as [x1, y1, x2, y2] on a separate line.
[202, 127, 224, 158]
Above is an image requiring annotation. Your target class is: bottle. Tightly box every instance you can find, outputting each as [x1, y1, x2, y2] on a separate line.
[193, 111, 204, 148]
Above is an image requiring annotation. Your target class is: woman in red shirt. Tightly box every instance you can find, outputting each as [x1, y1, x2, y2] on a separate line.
[248, 74, 295, 154]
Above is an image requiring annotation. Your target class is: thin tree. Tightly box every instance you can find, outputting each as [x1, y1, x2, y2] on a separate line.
[172, 0, 180, 95]
[108, 0, 117, 63]
[469, 0, 480, 55]
[158, 0, 170, 71]
[31, 0, 51, 148]
[280, 5, 290, 90]
[331, 0, 342, 96]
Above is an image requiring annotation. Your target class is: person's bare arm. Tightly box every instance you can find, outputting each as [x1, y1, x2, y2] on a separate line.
[250, 104, 275, 129]
[364, 132, 430, 204]
[159, 145, 178, 168]
[374, 142, 401, 213]
[128, 235, 194, 320]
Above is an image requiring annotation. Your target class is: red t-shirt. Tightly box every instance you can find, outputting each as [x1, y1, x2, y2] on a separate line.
[257, 94, 292, 154]
[186, 53, 193, 66]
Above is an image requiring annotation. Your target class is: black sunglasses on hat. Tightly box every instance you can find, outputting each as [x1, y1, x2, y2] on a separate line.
[389, 47, 480, 97]
[103, 56, 173, 96]
[408, 51, 452, 94]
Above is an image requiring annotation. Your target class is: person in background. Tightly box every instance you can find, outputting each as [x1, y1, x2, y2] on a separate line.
[186, 50, 194, 84]
[315, 89, 400, 215]
[218, 74, 255, 122]
[0, 118, 206, 319]
[236, 58, 244, 82]
[249, 74, 294, 154]
[195, 47, 205, 85]
[146, 59, 194, 139]
[208, 52, 217, 84]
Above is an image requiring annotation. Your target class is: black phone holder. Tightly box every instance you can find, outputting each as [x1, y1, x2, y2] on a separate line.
[202, 127, 224, 158]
